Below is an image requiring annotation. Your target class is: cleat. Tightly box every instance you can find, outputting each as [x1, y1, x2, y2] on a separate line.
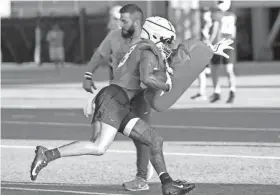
[190, 93, 207, 101]
[226, 91, 235, 103]
[123, 176, 149, 191]
[162, 180, 195, 195]
[30, 146, 48, 181]
[146, 161, 154, 180]
[209, 93, 221, 103]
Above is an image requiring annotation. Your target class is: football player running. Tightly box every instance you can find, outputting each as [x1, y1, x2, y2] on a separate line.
[30, 16, 195, 195]
[30, 14, 233, 195]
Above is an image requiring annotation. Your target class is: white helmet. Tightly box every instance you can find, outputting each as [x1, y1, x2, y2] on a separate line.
[140, 16, 176, 59]
[217, 0, 231, 12]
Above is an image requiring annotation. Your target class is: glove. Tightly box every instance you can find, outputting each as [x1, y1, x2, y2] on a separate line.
[208, 39, 234, 59]
[165, 71, 172, 92]
[159, 71, 172, 96]
[83, 92, 96, 118]
[83, 72, 97, 93]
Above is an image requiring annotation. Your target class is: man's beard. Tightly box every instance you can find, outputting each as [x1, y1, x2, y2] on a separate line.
[121, 25, 135, 38]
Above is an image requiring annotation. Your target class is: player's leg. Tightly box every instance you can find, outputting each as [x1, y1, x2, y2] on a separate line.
[123, 92, 153, 191]
[30, 120, 118, 181]
[209, 55, 222, 103]
[191, 69, 207, 100]
[119, 117, 195, 195]
[57, 122, 117, 157]
[224, 48, 236, 103]
[30, 85, 129, 181]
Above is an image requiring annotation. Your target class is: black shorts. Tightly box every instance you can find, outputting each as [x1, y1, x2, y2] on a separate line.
[92, 84, 133, 130]
[211, 48, 236, 65]
[130, 90, 151, 124]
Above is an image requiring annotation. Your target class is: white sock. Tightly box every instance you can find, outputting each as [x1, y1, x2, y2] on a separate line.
[159, 172, 165, 177]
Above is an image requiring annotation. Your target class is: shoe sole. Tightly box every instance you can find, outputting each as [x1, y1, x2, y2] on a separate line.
[122, 184, 150, 191]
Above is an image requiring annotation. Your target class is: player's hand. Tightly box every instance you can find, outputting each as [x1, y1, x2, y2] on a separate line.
[165, 71, 172, 92]
[211, 39, 234, 59]
[83, 72, 97, 93]
[83, 93, 96, 118]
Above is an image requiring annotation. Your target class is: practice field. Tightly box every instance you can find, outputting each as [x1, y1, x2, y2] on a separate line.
[1, 63, 280, 195]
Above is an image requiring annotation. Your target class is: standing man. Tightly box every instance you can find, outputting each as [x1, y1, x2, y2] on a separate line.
[107, 5, 122, 31]
[191, 8, 213, 101]
[46, 24, 65, 71]
[83, 4, 154, 191]
[209, 0, 237, 103]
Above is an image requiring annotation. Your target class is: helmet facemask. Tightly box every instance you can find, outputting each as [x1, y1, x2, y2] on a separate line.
[155, 36, 175, 59]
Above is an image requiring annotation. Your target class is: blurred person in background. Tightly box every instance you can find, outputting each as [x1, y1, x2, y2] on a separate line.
[82, 4, 154, 191]
[107, 5, 122, 31]
[191, 8, 213, 101]
[209, 0, 237, 103]
[46, 24, 65, 71]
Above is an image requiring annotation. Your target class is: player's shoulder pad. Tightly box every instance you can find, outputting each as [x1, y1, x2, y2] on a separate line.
[171, 38, 214, 66]
[137, 39, 162, 60]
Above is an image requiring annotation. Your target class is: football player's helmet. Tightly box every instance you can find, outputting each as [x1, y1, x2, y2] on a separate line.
[140, 16, 176, 59]
[217, 0, 231, 12]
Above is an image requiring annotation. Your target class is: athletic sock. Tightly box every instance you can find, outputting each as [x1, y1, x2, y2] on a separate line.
[159, 172, 173, 184]
[45, 148, 61, 162]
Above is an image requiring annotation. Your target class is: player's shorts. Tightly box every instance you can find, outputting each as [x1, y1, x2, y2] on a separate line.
[49, 47, 64, 61]
[130, 90, 151, 124]
[211, 48, 236, 65]
[92, 84, 134, 130]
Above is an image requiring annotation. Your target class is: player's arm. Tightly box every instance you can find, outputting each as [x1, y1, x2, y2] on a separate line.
[83, 31, 113, 93]
[210, 20, 219, 43]
[139, 50, 169, 92]
[209, 12, 220, 43]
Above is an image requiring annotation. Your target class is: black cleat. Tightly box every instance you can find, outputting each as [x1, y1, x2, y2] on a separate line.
[162, 180, 195, 195]
[30, 146, 48, 181]
[226, 91, 235, 103]
[209, 93, 221, 103]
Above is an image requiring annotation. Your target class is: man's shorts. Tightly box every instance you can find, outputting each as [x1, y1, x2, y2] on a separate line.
[49, 47, 65, 62]
[211, 48, 236, 65]
[92, 84, 140, 134]
[130, 90, 151, 124]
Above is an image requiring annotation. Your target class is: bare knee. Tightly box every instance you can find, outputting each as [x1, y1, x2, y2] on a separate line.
[86, 141, 107, 156]
[95, 145, 107, 156]
[226, 64, 234, 74]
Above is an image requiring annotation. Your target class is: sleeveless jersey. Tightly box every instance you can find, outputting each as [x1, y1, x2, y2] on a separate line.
[110, 39, 164, 90]
[212, 11, 237, 41]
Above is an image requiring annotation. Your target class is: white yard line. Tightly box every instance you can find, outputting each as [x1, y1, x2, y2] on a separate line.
[2, 120, 280, 132]
[1, 144, 280, 160]
[1, 186, 126, 195]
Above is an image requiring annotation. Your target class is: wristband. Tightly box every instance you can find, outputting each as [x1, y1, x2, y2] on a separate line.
[84, 72, 93, 80]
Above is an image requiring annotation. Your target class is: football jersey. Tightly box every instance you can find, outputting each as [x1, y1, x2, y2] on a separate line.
[212, 10, 236, 41]
[111, 40, 164, 90]
[97, 29, 141, 76]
